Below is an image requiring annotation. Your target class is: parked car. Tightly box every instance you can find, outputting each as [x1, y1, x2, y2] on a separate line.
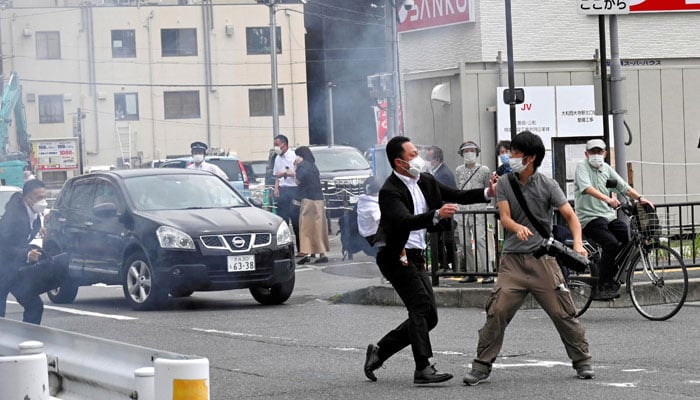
[43, 169, 295, 310]
[160, 155, 250, 197]
[242, 160, 270, 187]
[308, 145, 372, 216]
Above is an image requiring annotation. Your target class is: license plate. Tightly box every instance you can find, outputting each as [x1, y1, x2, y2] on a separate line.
[227, 255, 256, 272]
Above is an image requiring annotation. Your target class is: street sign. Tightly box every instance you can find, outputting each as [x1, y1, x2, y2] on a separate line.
[629, 0, 700, 13]
[578, 0, 630, 15]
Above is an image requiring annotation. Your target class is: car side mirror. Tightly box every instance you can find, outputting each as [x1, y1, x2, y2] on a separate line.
[93, 202, 118, 218]
[248, 197, 263, 209]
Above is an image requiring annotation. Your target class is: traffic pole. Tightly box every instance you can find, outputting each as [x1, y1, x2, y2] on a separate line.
[154, 357, 210, 400]
[0, 340, 49, 400]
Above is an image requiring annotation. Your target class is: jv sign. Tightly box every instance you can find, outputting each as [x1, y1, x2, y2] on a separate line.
[398, 0, 474, 33]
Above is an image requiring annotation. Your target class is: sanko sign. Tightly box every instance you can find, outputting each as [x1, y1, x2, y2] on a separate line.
[398, 0, 474, 33]
[630, 0, 700, 13]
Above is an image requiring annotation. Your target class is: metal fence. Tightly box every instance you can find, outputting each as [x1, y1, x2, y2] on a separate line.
[428, 201, 700, 286]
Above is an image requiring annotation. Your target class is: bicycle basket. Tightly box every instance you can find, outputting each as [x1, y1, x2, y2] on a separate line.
[634, 202, 661, 238]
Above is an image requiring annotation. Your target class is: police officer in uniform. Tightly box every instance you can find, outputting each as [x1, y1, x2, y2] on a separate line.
[188, 141, 228, 180]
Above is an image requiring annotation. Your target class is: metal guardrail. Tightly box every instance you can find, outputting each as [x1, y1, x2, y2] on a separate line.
[0, 318, 204, 399]
[429, 201, 700, 286]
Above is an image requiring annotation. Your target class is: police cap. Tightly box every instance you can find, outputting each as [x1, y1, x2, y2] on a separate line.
[190, 141, 208, 153]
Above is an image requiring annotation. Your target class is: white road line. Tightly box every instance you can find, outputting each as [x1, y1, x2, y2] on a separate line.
[605, 382, 638, 388]
[192, 327, 296, 342]
[6, 301, 137, 320]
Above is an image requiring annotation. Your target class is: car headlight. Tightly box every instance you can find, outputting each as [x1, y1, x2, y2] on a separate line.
[276, 221, 292, 246]
[157, 226, 195, 250]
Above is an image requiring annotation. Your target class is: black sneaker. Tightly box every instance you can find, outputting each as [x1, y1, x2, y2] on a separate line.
[463, 368, 490, 385]
[592, 284, 620, 301]
[576, 365, 595, 380]
[363, 344, 383, 381]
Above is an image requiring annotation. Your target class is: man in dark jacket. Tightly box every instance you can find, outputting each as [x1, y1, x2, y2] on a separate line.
[363, 136, 496, 385]
[0, 179, 49, 324]
[426, 146, 458, 271]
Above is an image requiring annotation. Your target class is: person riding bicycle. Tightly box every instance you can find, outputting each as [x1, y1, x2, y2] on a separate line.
[573, 138, 654, 300]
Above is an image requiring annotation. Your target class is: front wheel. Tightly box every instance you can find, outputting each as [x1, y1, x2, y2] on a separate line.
[47, 284, 79, 304]
[122, 251, 168, 311]
[628, 243, 688, 321]
[566, 263, 598, 318]
[249, 275, 295, 305]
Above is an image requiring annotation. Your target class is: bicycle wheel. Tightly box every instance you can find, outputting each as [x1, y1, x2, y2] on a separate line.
[628, 243, 688, 321]
[566, 263, 598, 318]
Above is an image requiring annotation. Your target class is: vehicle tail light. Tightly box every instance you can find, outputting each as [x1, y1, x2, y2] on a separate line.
[239, 160, 249, 189]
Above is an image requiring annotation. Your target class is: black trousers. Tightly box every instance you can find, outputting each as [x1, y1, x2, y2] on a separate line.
[375, 248, 437, 370]
[0, 271, 44, 325]
[583, 217, 630, 285]
[275, 186, 300, 251]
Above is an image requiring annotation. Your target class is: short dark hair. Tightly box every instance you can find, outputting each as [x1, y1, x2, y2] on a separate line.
[496, 140, 511, 156]
[294, 146, 315, 163]
[428, 146, 444, 162]
[511, 131, 545, 170]
[386, 136, 411, 171]
[274, 134, 288, 145]
[23, 178, 45, 196]
[364, 176, 381, 195]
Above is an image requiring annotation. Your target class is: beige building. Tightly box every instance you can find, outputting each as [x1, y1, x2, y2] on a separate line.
[1, 0, 308, 177]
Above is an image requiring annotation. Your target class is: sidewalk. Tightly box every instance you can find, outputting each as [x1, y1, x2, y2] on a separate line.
[319, 222, 700, 309]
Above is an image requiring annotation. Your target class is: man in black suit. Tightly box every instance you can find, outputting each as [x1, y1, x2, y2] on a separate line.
[364, 136, 495, 384]
[0, 179, 49, 324]
[426, 146, 458, 271]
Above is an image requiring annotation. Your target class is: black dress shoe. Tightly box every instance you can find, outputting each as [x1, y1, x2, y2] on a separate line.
[297, 256, 311, 265]
[364, 344, 383, 381]
[414, 364, 453, 384]
[314, 256, 328, 264]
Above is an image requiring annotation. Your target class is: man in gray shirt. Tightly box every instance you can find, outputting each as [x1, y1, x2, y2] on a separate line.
[462, 131, 594, 386]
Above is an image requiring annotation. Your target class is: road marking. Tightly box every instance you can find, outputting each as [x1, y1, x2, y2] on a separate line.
[192, 328, 296, 342]
[6, 301, 137, 320]
[605, 382, 638, 388]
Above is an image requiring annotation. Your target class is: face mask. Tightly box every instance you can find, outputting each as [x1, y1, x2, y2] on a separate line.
[463, 152, 477, 164]
[510, 157, 528, 174]
[32, 199, 48, 215]
[192, 154, 204, 163]
[499, 153, 510, 165]
[588, 154, 604, 169]
[274, 146, 283, 155]
[401, 156, 425, 178]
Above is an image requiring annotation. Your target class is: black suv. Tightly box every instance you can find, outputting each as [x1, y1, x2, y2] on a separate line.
[308, 145, 371, 216]
[43, 169, 295, 310]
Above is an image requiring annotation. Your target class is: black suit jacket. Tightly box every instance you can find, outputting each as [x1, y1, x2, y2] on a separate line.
[432, 163, 457, 189]
[0, 192, 40, 280]
[376, 172, 488, 264]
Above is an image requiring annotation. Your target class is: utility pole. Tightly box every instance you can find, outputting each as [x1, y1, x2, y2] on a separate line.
[257, 0, 280, 140]
[74, 108, 86, 175]
[385, 0, 404, 139]
[326, 82, 336, 145]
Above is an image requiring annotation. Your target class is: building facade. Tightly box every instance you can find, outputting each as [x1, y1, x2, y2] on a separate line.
[398, 0, 700, 204]
[1, 0, 308, 179]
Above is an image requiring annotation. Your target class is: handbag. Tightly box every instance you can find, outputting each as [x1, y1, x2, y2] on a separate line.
[506, 174, 590, 273]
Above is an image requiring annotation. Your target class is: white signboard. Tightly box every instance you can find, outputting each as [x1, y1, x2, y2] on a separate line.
[556, 86, 604, 136]
[578, 0, 630, 15]
[497, 86, 556, 145]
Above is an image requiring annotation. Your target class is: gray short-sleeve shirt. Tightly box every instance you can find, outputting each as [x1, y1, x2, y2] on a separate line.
[497, 172, 568, 253]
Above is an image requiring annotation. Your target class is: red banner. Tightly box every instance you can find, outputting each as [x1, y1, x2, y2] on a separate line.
[398, 0, 474, 33]
[630, 0, 700, 13]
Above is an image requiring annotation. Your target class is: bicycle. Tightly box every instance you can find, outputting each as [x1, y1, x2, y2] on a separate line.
[565, 197, 689, 321]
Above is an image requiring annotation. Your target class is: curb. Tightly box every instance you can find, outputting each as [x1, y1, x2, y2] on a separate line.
[338, 277, 700, 310]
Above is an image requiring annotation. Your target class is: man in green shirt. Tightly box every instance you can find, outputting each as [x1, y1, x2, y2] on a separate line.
[573, 139, 654, 300]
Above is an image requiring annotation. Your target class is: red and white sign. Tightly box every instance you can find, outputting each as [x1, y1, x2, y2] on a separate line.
[398, 0, 474, 33]
[629, 0, 700, 13]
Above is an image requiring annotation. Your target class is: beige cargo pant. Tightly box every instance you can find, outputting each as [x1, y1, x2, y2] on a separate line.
[471, 253, 592, 373]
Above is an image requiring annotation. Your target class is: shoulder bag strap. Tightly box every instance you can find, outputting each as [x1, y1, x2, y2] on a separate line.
[459, 165, 482, 190]
[507, 173, 551, 238]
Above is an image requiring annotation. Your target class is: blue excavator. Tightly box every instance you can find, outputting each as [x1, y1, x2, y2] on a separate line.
[0, 72, 32, 187]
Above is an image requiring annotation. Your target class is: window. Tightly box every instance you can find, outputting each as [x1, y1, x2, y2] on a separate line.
[38, 95, 64, 123]
[164, 91, 200, 119]
[114, 93, 139, 120]
[248, 89, 285, 117]
[161, 28, 197, 57]
[67, 181, 96, 210]
[111, 29, 136, 58]
[246, 27, 282, 55]
[36, 31, 61, 59]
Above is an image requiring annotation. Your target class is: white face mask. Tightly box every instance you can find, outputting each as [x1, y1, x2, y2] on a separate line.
[192, 154, 204, 163]
[463, 152, 477, 164]
[510, 157, 528, 174]
[32, 199, 48, 215]
[401, 156, 425, 178]
[588, 154, 604, 169]
[274, 146, 283, 155]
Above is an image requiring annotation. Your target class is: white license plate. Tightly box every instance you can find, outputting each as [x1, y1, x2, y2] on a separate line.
[227, 255, 256, 272]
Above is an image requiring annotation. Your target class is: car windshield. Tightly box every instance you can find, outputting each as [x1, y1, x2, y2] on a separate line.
[313, 149, 370, 173]
[123, 174, 247, 211]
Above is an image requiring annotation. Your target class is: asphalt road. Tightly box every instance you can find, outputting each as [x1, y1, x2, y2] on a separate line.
[5, 251, 700, 400]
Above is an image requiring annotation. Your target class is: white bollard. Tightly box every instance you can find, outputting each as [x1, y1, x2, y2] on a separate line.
[154, 357, 210, 400]
[0, 341, 49, 400]
[134, 366, 155, 400]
